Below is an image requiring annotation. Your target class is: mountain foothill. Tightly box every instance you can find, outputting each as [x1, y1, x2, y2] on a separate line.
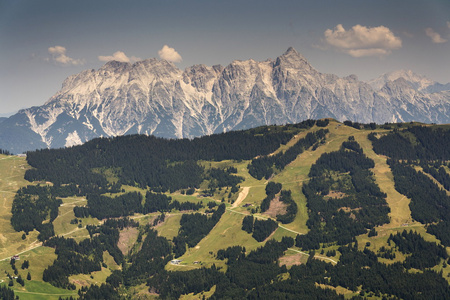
[1, 119, 450, 299]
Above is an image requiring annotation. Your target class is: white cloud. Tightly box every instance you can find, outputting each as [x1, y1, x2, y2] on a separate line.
[48, 45, 66, 55]
[98, 51, 140, 63]
[158, 45, 182, 63]
[447, 21, 450, 29]
[324, 24, 402, 57]
[47, 46, 85, 66]
[425, 27, 447, 44]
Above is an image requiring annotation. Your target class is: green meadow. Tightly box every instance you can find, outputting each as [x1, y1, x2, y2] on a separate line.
[1, 120, 450, 299]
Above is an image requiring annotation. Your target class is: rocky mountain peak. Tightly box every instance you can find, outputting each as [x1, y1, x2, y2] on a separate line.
[274, 47, 316, 74]
[1, 49, 450, 154]
[100, 60, 132, 73]
[368, 69, 435, 91]
[283, 46, 302, 58]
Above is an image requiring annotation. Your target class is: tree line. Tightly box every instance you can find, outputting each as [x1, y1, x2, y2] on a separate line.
[24, 123, 302, 192]
[370, 126, 450, 161]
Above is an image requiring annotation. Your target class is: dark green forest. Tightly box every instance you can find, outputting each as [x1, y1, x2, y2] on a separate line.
[6, 121, 450, 299]
[370, 126, 450, 248]
[297, 138, 390, 249]
[24, 123, 307, 191]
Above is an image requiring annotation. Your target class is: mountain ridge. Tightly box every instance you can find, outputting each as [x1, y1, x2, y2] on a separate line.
[1, 47, 450, 154]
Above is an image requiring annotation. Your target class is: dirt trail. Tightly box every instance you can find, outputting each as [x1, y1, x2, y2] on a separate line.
[232, 186, 250, 208]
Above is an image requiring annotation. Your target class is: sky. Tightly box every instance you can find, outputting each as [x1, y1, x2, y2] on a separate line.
[1, 0, 450, 116]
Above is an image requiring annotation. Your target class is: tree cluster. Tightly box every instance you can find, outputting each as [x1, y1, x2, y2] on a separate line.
[123, 229, 173, 286]
[388, 160, 450, 224]
[371, 126, 450, 161]
[241, 215, 254, 233]
[388, 230, 448, 269]
[87, 191, 143, 219]
[0, 148, 11, 155]
[173, 204, 226, 257]
[421, 164, 450, 191]
[371, 126, 450, 248]
[276, 190, 297, 224]
[248, 129, 328, 180]
[207, 167, 244, 189]
[343, 120, 376, 130]
[297, 139, 389, 250]
[76, 283, 120, 300]
[10, 185, 62, 239]
[241, 215, 279, 242]
[24, 124, 300, 192]
[0, 285, 16, 300]
[327, 244, 450, 299]
[260, 181, 282, 212]
[43, 218, 138, 289]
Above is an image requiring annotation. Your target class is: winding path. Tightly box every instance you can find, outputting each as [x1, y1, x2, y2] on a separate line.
[226, 185, 338, 265]
[287, 248, 338, 265]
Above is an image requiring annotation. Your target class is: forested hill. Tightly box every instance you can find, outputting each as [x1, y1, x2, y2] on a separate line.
[24, 119, 322, 191]
[3, 119, 450, 299]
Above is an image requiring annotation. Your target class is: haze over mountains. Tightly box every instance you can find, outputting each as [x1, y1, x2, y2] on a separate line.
[1, 47, 450, 154]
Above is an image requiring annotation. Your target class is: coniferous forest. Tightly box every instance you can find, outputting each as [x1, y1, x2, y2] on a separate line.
[370, 126, 450, 249]
[3, 120, 450, 299]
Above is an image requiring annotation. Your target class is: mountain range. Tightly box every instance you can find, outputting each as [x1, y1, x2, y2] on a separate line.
[1, 47, 450, 154]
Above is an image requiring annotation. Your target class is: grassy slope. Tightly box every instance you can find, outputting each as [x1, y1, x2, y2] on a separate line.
[272, 123, 355, 233]
[2, 122, 450, 299]
[168, 122, 354, 270]
[0, 155, 105, 298]
[0, 155, 81, 299]
[0, 155, 38, 261]
[351, 131, 447, 257]
[166, 122, 449, 297]
[352, 130, 413, 228]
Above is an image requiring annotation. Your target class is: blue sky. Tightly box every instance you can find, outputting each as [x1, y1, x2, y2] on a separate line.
[1, 0, 450, 116]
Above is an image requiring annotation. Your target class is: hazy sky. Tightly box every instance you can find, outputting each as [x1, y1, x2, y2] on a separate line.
[1, 0, 450, 116]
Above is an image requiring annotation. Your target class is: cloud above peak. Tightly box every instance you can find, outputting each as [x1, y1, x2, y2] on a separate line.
[158, 45, 182, 63]
[425, 27, 447, 44]
[324, 24, 402, 57]
[47, 46, 85, 66]
[98, 51, 141, 63]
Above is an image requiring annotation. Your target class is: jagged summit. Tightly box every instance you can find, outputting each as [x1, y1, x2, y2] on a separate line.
[274, 47, 316, 73]
[368, 69, 436, 91]
[281, 47, 305, 60]
[1, 48, 450, 154]
[280, 47, 303, 61]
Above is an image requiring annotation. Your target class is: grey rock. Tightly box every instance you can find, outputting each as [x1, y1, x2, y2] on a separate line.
[2, 48, 450, 154]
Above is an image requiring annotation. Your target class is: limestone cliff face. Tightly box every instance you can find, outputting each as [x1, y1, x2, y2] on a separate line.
[1, 47, 450, 154]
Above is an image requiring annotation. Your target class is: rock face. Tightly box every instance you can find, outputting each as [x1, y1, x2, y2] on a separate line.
[1, 47, 450, 154]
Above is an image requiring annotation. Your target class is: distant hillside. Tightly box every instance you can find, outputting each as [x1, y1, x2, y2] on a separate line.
[1, 119, 450, 299]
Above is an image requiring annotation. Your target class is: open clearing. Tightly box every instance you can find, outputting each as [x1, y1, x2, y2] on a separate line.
[118, 227, 139, 255]
[264, 196, 287, 218]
